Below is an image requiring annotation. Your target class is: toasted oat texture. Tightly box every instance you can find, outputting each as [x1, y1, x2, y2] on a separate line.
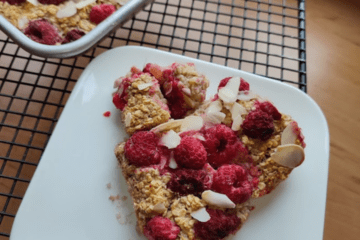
[114, 142, 253, 240]
[115, 73, 171, 135]
[0, 0, 126, 40]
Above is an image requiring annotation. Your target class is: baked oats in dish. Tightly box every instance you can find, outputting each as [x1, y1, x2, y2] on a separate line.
[113, 66, 305, 240]
[0, 0, 129, 45]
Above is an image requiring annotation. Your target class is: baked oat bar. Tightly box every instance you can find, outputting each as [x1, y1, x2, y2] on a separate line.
[193, 76, 306, 198]
[0, 0, 129, 45]
[112, 63, 210, 135]
[114, 75, 305, 240]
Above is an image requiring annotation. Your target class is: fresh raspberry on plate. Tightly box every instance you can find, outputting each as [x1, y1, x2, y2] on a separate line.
[174, 136, 207, 169]
[218, 77, 250, 91]
[62, 29, 85, 44]
[37, 0, 66, 5]
[194, 208, 241, 240]
[24, 19, 63, 45]
[144, 216, 180, 240]
[258, 101, 282, 120]
[89, 4, 116, 24]
[124, 131, 162, 167]
[167, 169, 210, 196]
[2, 0, 26, 5]
[202, 124, 248, 168]
[212, 164, 252, 204]
[241, 109, 274, 140]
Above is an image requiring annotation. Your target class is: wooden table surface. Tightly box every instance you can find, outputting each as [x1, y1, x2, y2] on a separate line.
[307, 0, 360, 239]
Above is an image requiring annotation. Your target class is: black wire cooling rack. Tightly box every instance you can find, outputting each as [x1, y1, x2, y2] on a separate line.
[0, 0, 305, 237]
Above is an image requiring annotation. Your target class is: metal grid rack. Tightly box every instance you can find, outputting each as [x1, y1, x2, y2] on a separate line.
[0, 0, 306, 237]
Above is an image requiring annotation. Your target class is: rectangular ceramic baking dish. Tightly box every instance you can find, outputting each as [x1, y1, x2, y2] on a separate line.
[0, 0, 154, 58]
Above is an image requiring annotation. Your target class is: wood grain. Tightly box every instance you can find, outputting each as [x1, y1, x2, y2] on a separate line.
[306, 0, 360, 239]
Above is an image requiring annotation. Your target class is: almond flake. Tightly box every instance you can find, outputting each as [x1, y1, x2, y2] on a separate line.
[113, 77, 123, 88]
[153, 203, 166, 213]
[231, 115, 243, 131]
[281, 122, 297, 145]
[205, 100, 223, 114]
[151, 119, 183, 133]
[180, 116, 204, 132]
[56, 1, 77, 18]
[191, 207, 210, 222]
[18, 17, 29, 29]
[125, 112, 132, 127]
[218, 77, 241, 103]
[160, 130, 181, 149]
[192, 134, 205, 141]
[271, 144, 305, 168]
[237, 91, 257, 101]
[205, 111, 226, 125]
[169, 154, 178, 169]
[182, 87, 191, 95]
[201, 190, 235, 209]
[137, 82, 153, 90]
[27, 0, 38, 5]
[76, 0, 96, 9]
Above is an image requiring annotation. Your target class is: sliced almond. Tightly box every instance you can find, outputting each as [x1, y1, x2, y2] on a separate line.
[191, 207, 210, 222]
[237, 91, 257, 101]
[151, 119, 183, 133]
[76, 0, 96, 9]
[231, 114, 243, 131]
[153, 203, 166, 213]
[201, 190, 235, 209]
[271, 144, 305, 168]
[205, 111, 226, 124]
[18, 17, 29, 29]
[27, 0, 38, 6]
[56, 1, 77, 19]
[281, 123, 297, 145]
[182, 87, 191, 95]
[169, 154, 178, 169]
[160, 130, 181, 149]
[137, 82, 153, 90]
[180, 116, 204, 132]
[113, 77, 123, 88]
[218, 77, 241, 103]
[192, 133, 205, 141]
[125, 112, 132, 127]
[205, 99, 223, 114]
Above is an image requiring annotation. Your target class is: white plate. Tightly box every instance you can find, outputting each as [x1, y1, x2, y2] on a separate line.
[11, 46, 329, 240]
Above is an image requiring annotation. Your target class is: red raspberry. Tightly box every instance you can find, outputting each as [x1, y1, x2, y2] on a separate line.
[2, 0, 26, 5]
[124, 131, 162, 167]
[194, 208, 241, 240]
[212, 164, 252, 204]
[24, 19, 63, 45]
[89, 4, 116, 24]
[167, 169, 210, 196]
[202, 124, 248, 169]
[218, 77, 250, 91]
[258, 101, 282, 120]
[37, 0, 66, 5]
[62, 29, 85, 44]
[241, 109, 274, 140]
[112, 78, 131, 110]
[174, 137, 207, 169]
[144, 216, 180, 240]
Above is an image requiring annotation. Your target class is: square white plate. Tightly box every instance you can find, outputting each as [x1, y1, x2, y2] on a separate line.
[11, 46, 329, 240]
